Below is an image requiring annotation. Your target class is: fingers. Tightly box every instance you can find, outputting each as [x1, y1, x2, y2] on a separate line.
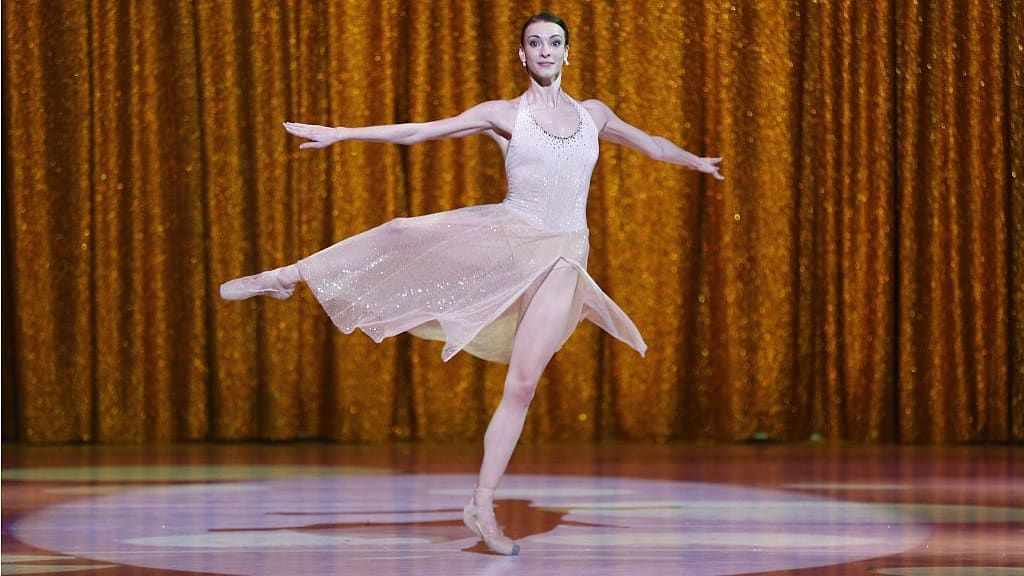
[698, 156, 724, 180]
[695, 160, 723, 179]
[283, 122, 323, 138]
[283, 122, 315, 138]
[283, 123, 303, 138]
[284, 122, 335, 149]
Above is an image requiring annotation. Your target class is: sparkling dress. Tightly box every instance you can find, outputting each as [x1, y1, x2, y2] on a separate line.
[296, 96, 647, 364]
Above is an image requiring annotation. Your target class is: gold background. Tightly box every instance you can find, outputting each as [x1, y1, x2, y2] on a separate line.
[3, 0, 1021, 444]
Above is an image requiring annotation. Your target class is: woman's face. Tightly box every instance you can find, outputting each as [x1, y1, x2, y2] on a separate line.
[519, 21, 568, 80]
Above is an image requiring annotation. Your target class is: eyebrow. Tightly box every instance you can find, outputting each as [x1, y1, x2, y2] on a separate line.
[526, 34, 564, 40]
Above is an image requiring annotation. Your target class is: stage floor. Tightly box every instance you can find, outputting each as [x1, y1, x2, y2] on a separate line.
[2, 442, 1021, 576]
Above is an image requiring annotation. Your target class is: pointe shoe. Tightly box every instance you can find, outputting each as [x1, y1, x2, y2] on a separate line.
[463, 491, 519, 555]
[219, 271, 295, 301]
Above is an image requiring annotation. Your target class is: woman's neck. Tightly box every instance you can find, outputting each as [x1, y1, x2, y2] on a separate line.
[525, 75, 564, 108]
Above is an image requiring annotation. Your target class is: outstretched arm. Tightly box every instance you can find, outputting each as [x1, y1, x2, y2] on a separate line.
[283, 100, 511, 149]
[583, 99, 724, 180]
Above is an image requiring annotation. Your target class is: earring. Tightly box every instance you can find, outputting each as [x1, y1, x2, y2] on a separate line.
[564, 54, 570, 66]
[521, 59, 527, 67]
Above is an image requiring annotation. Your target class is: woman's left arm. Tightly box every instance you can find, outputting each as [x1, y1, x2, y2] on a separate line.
[583, 99, 724, 180]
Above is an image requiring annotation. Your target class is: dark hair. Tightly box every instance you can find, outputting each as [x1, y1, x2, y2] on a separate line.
[520, 12, 569, 47]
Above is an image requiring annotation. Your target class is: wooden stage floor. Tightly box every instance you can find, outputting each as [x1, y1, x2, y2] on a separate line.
[2, 442, 1021, 575]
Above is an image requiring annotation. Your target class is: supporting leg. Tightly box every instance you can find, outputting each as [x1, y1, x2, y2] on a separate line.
[465, 262, 579, 554]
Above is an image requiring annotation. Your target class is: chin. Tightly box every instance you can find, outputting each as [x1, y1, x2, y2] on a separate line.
[532, 66, 561, 78]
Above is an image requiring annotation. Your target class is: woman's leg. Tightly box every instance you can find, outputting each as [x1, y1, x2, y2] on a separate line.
[466, 262, 579, 552]
[219, 264, 303, 300]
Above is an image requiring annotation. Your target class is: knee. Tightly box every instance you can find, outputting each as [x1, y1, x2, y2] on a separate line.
[503, 373, 538, 408]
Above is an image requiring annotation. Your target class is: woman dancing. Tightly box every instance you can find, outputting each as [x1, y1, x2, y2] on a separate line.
[221, 12, 723, 556]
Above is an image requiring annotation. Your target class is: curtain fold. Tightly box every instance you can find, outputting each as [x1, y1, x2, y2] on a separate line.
[3, 0, 1021, 443]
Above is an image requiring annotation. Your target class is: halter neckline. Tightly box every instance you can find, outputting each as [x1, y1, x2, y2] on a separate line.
[524, 98, 582, 140]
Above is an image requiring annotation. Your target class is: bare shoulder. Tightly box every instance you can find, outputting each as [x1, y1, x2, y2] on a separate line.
[580, 98, 612, 112]
[580, 99, 614, 128]
[488, 98, 522, 137]
[461, 99, 519, 140]
[464, 99, 517, 117]
[495, 98, 521, 122]
[463, 98, 516, 122]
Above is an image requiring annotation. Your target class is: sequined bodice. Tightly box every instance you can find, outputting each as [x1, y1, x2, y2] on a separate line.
[502, 96, 599, 232]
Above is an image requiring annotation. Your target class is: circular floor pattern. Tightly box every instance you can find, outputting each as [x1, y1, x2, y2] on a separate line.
[868, 565, 1024, 569]
[2, 465, 385, 482]
[12, 473, 933, 576]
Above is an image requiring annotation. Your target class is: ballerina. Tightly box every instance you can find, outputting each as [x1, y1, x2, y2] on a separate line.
[221, 11, 723, 556]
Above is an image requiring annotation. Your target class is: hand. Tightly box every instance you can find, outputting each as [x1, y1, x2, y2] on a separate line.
[696, 157, 724, 180]
[282, 122, 345, 149]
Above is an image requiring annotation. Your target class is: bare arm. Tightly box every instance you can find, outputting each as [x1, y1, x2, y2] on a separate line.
[284, 100, 512, 149]
[583, 99, 724, 180]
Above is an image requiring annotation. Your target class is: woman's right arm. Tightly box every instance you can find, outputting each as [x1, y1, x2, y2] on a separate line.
[283, 100, 509, 149]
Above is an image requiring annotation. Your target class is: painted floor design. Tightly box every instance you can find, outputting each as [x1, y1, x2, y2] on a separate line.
[2, 443, 1021, 575]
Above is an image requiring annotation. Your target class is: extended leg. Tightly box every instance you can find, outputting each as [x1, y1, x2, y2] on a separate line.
[219, 264, 303, 300]
[465, 262, 579, 554]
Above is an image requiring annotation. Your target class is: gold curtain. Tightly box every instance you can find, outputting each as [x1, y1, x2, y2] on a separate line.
[3, 0, 1021, 444]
